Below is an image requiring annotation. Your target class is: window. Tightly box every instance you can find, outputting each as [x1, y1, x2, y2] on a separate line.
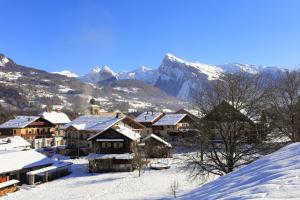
[113, 142, 124, 148]
[113, 143, 118, 148]
[102, 142, 112, 148]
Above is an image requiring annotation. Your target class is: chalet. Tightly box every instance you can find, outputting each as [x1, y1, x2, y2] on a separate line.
[135, 111, 164, 136]
[0, 149, 72, 196]
[87, 124, 141, 172]
[0, 150, 54, 185]
[141, 134, 172, 158]
[0, 116, 56, 148]
[61, 113, 144, 155]
[203, 101, 258, 143]
[40, 110, 71, 135]
[175, 108, 200, 122]
[39, 110, 71, 146]
[152, 114, 192, 138]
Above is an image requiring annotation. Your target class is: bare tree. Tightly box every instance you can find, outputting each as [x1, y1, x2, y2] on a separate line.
[268, 70, 300, 142]
[132, 144, 148, 177]
[186, 72, 267, 177]
[170, 180, 179, 199]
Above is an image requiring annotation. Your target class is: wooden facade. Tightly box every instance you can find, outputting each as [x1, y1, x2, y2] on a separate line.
[90, 128, 136, 154]
[0, 118, 55, 140]
[152, 115, 192, 137]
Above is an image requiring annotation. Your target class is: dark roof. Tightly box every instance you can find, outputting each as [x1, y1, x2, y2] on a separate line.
[203, 101, 254, 125]
[175, 108, 200, 121]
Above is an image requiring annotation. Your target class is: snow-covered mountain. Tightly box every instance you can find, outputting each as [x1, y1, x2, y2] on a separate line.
[0, 54, 12, 67]
[154, 54, 284, 99]
[119, 66, 159, 85]
[80, 66, 118, 85]
[0, 54, 183, 112]
[78, 53, 284, 100]
[52, 70, 79, 78]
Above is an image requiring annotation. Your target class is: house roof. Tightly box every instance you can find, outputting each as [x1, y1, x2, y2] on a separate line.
[0, 149, 54, 174]
[153, 114, 187, 126]
[175, 108, 200, 121]
[88, 124, 141, 141]
[61, 115, 124, 131]
[135, 112, 163, 123]
[203, 101, 255, 124]
[0, 136, 31, 151]
[142, 134, 172, 147]
[0, 116, 40, 129]
[40, 111, 71, 125]
[113, 125, 141, 141]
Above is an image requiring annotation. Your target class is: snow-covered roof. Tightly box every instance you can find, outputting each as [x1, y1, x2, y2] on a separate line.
[0, 116, 40, 129]
[142, 134, 172, 147]
[0, 149, 54, 174]
[153, 114, 187, 126]
[40, 111, 71, 125]
[61, 115, 123, 131]
[135, 112, 163, 123]
[88, 124, 141, 141]
[0, 179, 19, 189]
[0, 136, 31, 151]
[27, 161, 72, 176]
[114, 125, 141, 141]
[87, 153, 133, 160]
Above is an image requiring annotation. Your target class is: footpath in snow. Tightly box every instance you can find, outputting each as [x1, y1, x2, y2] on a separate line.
[174, 143, 300, 200]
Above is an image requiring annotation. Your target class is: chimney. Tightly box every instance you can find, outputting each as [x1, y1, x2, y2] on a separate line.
[144, 116, 147, 121]
[46, 106, 51, 112]
[116, 112, 121, 118]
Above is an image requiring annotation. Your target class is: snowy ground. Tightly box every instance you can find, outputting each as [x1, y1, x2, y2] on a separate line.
[2, 154, 205, 200]
[172, 143, 300, 200]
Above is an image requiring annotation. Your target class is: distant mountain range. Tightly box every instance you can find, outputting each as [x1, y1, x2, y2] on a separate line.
[0, 54, 183, 112]
[59, 53, 284, 100]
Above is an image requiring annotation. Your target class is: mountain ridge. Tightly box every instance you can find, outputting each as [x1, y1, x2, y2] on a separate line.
[78, 53, 284, 99]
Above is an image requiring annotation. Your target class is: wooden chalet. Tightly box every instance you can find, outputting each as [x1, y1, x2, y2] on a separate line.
[0, 150, 53, 185]
[152, 114, 193, 140]
[0, 116, 55, 141]
[135, 111, 164, 136]
[87, 124, 141, 172]
[61, 113, 144, 155]
[203, 100, 259, 143]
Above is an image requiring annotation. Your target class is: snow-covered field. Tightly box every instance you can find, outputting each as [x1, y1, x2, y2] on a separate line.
[2, 155, 202, 200]
[175, 143, 300, 200]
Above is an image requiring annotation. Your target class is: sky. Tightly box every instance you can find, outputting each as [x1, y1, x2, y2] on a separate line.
[0, 0, 300, 75]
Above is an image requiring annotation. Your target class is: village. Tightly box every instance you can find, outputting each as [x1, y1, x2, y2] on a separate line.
[0, 96, 285, 199]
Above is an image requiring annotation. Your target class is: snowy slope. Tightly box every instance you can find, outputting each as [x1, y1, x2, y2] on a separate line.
[176, 143, 300, 200]
[0, 55, 10, 67]
[52, 70, 79, 78]
[119, 66, 159, 85]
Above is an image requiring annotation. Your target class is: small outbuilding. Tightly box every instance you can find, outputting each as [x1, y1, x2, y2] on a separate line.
[142, 134, 172, 158]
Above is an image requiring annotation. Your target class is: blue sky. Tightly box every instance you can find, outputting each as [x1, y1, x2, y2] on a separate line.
[0, 0, 300, 75]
